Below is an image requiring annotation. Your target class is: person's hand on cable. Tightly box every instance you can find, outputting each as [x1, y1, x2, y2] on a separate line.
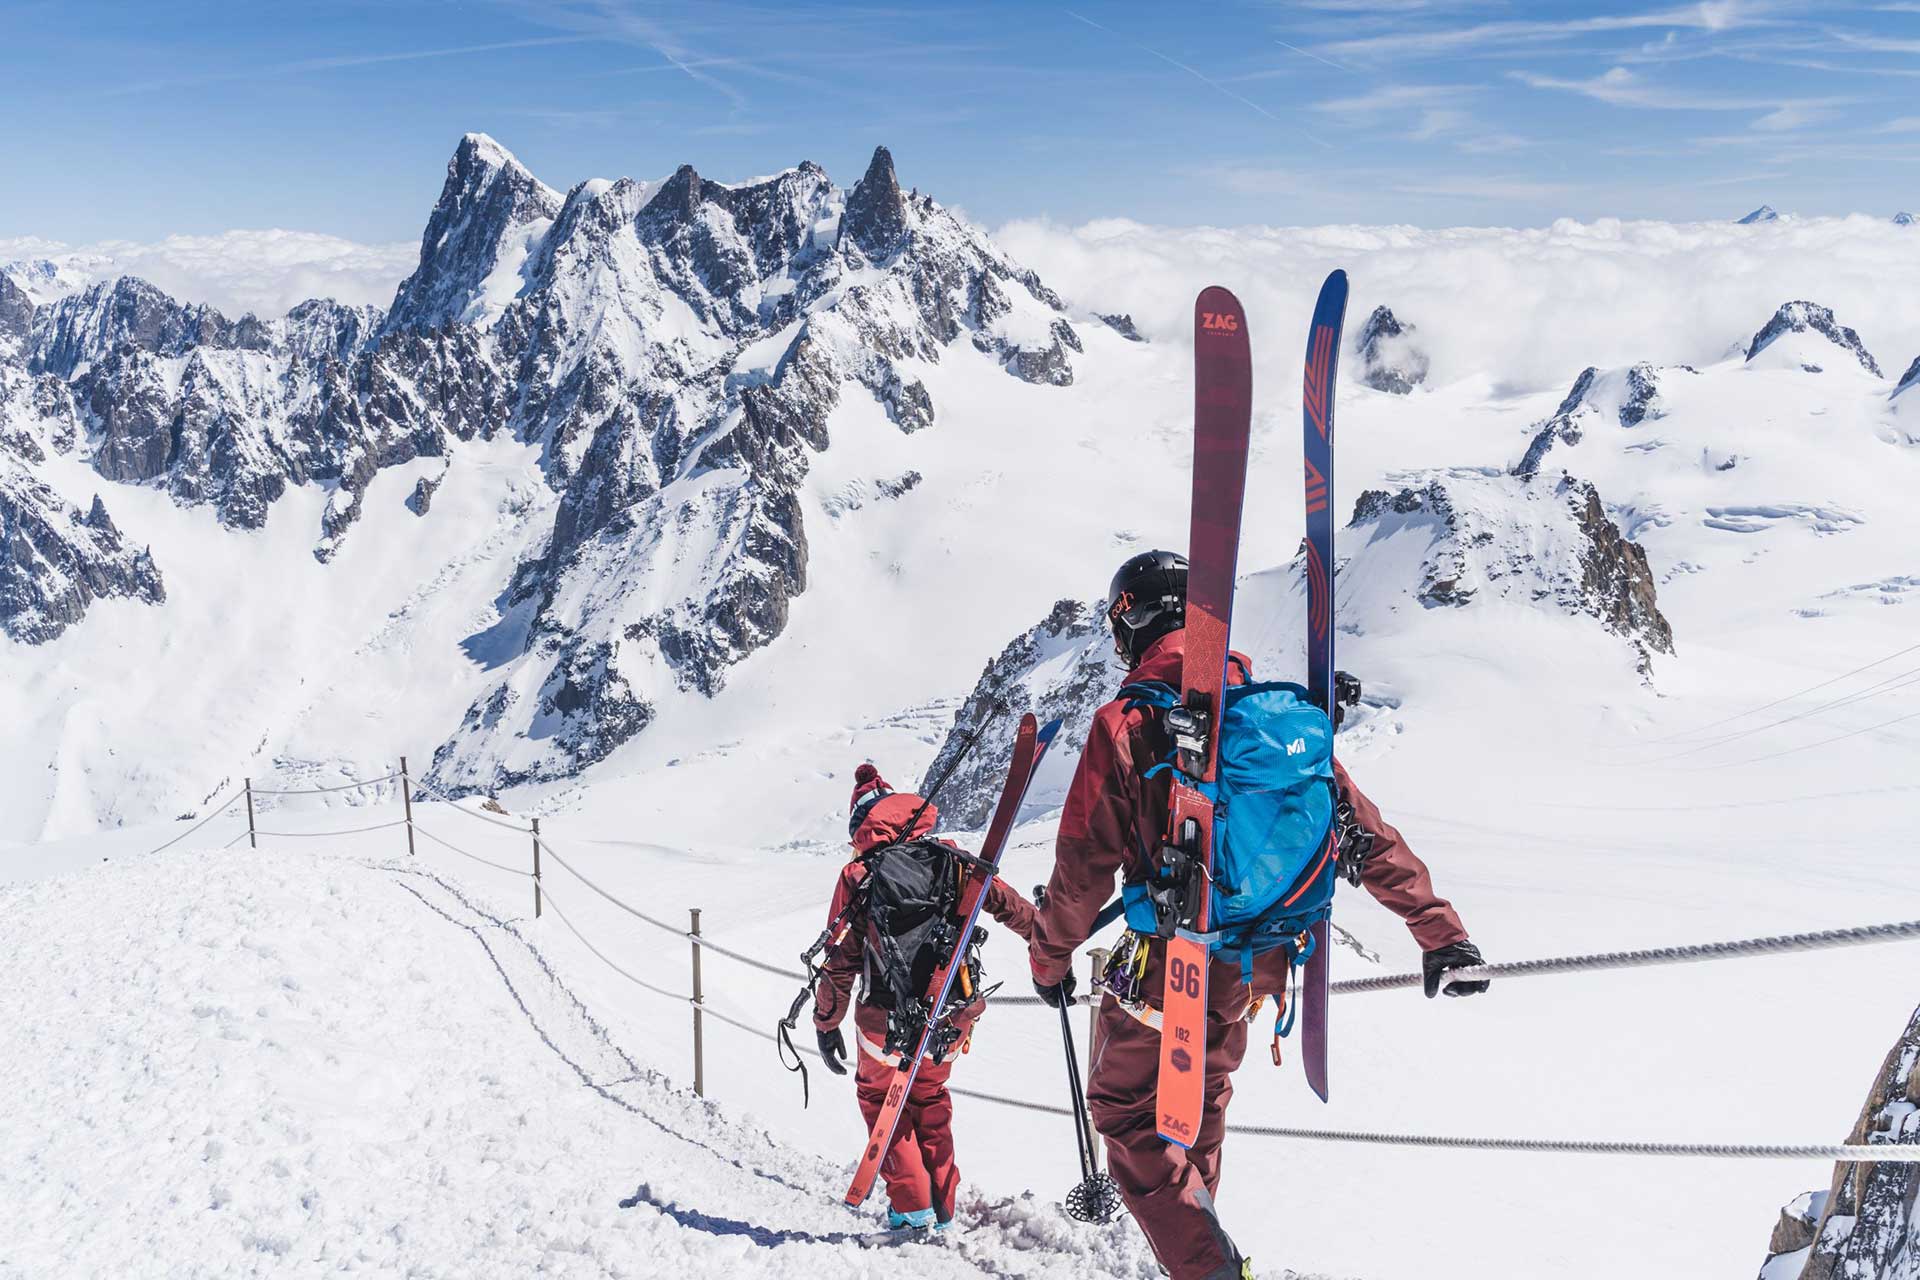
[1423, 939, 1490, 998]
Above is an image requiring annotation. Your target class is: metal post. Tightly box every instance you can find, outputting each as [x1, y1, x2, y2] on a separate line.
[690, 908, 706, 1097]
[531, 817, 542, 919]
[244, 778, 257, 850]
[399, 757, 416, 857]
[1085, 947, 1108, 1170]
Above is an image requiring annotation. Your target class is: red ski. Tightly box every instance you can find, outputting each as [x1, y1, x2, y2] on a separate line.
[845, 713, 1062, 1207]
[1155, 286, 1253, 1148]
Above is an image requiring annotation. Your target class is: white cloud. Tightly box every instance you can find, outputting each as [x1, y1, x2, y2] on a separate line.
[994, 212, 1920, 396]
[1514, 65, 1854, 126]
[1318, 1, 1763, 60]
[1, 230, 417, 317]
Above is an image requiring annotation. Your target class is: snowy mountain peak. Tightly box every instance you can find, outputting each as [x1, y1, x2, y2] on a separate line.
[1746, 301, 1882, 377]
[1895, 212, 1915, 226]
[1515, 363, 1669, 478]
[1356, 305, 1428, 395]
[1738, 205, 1780, 224]
[383, 134, 563, 334]
[841, 145, 909, 259]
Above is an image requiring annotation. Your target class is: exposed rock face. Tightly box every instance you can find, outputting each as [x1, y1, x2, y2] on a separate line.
[1896, 213, 1916, 227]
[405, 472, 443, 516]
[1352, 469, 1673, 666]
[924, 598, 1114, 829]
[29, 276, 254, 380]
[1099, 313, 1146, 342]
[1, 135, 1085, 795]
[1758, 1001, 1920, 1279]
[1748, 302, 1882, 377]
[1516, 363, 1670, 478]
[1356, 306, 1429, 394]
[0, 467, 164, 643]
[1895, 357, 1920, 398]
[0, 272, 32, 343]
[383, 133, 563, 334]
[1740, 205, 1780, 224]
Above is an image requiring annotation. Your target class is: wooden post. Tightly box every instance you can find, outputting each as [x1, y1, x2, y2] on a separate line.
[399, 757, 416, 857]
[531, 817, 542, 919]
[1085, 946, 1108, 1170]
[244, 778, 257, 850]
[690, 907, 706, 1097]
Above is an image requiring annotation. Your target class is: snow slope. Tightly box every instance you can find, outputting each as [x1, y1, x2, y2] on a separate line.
[0, 846, 1158, 1279]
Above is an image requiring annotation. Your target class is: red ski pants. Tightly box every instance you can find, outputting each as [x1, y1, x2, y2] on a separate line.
[855, 1048, 960, 1219]
[1087, 996, 1250, 1280]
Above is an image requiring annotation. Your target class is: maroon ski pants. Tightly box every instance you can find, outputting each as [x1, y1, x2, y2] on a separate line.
[855, 1049, 960, 1219]
[1087, 995, 1249, 1280]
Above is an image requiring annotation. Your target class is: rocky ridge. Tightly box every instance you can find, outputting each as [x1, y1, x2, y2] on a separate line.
[0, 135, 1084, 793]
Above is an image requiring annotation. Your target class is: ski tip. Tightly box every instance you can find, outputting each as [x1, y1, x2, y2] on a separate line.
[1036, 717, 1064, 749]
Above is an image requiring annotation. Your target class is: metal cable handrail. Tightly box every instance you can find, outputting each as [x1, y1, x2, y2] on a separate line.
[684, 992, 1920, 1162]
[250, 773, 400, 796]
[411, 821, 533, 878]
[534, 835, 807, 980]
[253, 820, 410, 839]
[145, 791, 245, 854]
[409, 775, 536, 833]
[539, 886, 694, 1003]
[1334, 918, 1920, 995]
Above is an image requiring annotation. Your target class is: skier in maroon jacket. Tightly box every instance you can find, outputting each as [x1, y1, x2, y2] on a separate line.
[813, 763, 1036, 1231]
[1028, 551, 1488, 1279]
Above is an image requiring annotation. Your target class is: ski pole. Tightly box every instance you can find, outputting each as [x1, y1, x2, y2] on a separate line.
[1037, 886, 1125, 1224]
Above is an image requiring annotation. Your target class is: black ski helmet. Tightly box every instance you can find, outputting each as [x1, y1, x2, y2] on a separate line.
[1105, 550, 1188, 667]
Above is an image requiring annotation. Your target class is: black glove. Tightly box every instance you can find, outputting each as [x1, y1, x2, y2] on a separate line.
[1033, 971, 1077, 1009]
[1423, 940, 1490, 999]
[817, 1027, 848, 1075]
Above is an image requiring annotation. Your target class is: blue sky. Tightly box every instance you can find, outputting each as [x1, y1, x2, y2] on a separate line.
[4, 0, 1918, 243]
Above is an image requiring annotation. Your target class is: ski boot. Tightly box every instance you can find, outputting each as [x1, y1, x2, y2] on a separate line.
[887, 1207, 938, 1231]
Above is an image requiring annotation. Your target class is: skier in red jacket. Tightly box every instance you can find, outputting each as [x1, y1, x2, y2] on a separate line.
[1028, 551, 1488, 1279]
[813, 763, 1036, 1231]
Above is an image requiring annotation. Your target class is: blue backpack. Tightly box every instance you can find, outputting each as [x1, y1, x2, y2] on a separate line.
[1119, 672, 1339, 994]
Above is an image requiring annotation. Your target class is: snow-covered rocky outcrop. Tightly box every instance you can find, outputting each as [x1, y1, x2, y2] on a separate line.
[1740, 205, 1781, 225]
[1516, 363, 1676, 478]
[1351, 470, 1673, 666]
[1759, 1001, 1920, 1279]
[1355, 305, 1428, 395]
[925, 599, 1113, 829]
[1747, 302, 1882, 377]
[0, 473, 164, 643]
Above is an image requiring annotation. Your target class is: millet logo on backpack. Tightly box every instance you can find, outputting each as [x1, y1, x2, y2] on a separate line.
[1201, 311, 1240, 334]
[1285, 737, 1307, 756]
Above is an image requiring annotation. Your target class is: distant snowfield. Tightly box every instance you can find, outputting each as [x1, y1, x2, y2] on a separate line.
[6, 207, 1920, 1277]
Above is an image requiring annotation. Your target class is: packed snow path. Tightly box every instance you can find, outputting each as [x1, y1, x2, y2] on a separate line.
[0, 850, 1164, 1279]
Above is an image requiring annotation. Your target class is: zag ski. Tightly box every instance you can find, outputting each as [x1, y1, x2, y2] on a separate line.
[1154, 286, 1254, 1148]
[844, 712, 1063, 1207]
[1300, 269, 1350, 1104]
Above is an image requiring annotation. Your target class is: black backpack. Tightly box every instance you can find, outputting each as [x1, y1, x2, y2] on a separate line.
[858, 837, 988, 1061]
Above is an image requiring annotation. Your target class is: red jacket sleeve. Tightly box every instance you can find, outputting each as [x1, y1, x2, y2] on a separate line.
[1028, 704, 1136, 985]
[1337, 760, 1469, 952]
[811, 863, 864, 1033]
[984, 876, 1036, 943]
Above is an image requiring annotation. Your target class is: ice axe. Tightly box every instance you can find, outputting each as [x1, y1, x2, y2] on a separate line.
[1036, 885, 1125, 1225]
